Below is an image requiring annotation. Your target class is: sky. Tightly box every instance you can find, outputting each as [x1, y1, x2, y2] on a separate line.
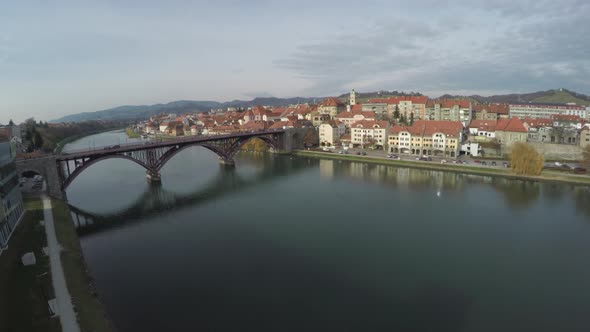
[1, 0, 589, 123]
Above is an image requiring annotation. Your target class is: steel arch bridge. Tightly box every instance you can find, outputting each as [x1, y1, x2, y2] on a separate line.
[56, 129, 297, 190]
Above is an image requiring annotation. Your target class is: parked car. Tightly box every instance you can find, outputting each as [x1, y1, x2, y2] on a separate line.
[427, 157, 432, 161]
[361, 152, 367, 156]
[491, 161, 497, 166]
[356, 152, 362, 155]
[441, 159, 447, 164]
[574, 167, 587, 174]
[474, 160, 481, 164]
[338, 150, 344, 154]
[112, 145, 121, 149]
[481, 161, 488, 166]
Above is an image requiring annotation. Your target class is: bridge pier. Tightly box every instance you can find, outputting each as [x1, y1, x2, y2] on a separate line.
[146, 170, 161, 183]
[218, 157, 235, 167]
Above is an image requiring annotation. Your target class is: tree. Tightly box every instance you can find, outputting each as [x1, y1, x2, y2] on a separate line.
[399, 114, 406, 125]
[303, 128, 319, 147]
[8, 119, 14, 126]
[33, 131, 44, 149]
[510, 142, 544, 176]
[410, 112, 414, 125]
[393, 105, 400, 121]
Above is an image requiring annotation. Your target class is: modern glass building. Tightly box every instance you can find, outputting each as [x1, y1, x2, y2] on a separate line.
[0, 139, 24, 253]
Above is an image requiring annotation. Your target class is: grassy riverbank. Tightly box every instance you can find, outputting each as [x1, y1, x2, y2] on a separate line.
[0, 197, 61, 332]
[294, 150, 590, 186]
[54, 127, 125, 153]
[51, 200, 113, 332]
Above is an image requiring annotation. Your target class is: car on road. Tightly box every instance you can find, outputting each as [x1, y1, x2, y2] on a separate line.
[574, 167, 587, 174]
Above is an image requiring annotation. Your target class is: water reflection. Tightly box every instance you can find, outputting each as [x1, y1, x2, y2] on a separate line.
[72, 156, 590, 236]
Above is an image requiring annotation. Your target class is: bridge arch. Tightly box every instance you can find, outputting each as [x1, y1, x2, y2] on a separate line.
[63, 154, 152, 189]
[156, 136, 281, 171]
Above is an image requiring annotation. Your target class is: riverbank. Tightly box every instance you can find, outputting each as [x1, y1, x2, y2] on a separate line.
[0, 196, 61, 332]
[125, 128, 141, 139]
[54, 128, 125, 154]
[51, 200, 113, 332]
[293, 150, 590, 186]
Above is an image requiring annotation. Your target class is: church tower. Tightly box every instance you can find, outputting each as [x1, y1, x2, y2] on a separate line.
[349, 89, 357, 106]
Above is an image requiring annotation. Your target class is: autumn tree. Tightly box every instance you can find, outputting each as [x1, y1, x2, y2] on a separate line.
[510, 142, 544, 176]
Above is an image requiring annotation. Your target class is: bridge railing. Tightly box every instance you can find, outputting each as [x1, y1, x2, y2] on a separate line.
[58, 128, 286, 157]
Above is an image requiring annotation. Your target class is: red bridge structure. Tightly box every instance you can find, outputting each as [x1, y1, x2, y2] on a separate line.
[16, 128, 310, 200]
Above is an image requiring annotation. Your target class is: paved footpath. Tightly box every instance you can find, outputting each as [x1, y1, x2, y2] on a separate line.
[42, 194, 81, 332]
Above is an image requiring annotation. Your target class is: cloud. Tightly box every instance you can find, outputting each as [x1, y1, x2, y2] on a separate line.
[275, 0, 590, 96]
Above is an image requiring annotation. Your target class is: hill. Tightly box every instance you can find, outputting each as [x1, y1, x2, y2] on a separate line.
[462, 89, 590, 106]
[52, 89, 589, 123]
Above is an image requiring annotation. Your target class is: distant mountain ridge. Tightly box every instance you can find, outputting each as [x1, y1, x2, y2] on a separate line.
[51, 89, 589, 123]
[51, 97, 321, 123]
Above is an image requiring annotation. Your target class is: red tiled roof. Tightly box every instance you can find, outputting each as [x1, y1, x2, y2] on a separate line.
[390, 120, 463, 137]
[322, 120, 344, 128]
[351, 104, 363, 112]
[441, 99, 471, 109]
[473, 103, 509, 115]
[352, 120, 389, 129]
[320, 97, 345, 107]
[369, 96, 428, 105]
[551, 114, 581, 122]
[335, 110, 375, 119]
[523, 117, 553, 128]
[469, 120, 497, 131]
[496, 117, 527, 133]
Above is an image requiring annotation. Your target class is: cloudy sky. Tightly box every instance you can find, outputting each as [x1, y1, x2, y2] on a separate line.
[1, 0, 589, 122]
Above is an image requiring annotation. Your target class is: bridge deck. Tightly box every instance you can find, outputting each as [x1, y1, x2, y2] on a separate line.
[57, 129, 286, 161]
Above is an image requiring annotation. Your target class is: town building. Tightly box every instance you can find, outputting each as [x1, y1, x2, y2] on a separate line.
[494, 117, 528, 147]
[580, 127, 590, 149]
[388, 120, 463, 158]
[509, 103, 586, 119]
[0, 137, 24, 253]
[362, 102, 388, 115]
[427, 100, 472, 125]
[468, 120, 497, 140]
[351, 120, 390, 149]
[335, 110, 375, 128]
[318, 97, 346, 118]
[310, 111, 331, 126]
[319, 120, 346, 147]
[472, 103, 510, 120]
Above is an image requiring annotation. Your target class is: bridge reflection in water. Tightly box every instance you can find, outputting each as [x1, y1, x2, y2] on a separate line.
[69, 154, 316, 236]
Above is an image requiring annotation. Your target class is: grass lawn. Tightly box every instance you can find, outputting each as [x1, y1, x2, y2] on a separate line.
[51, 199, 113, 332]
[0, 196, 61, 332]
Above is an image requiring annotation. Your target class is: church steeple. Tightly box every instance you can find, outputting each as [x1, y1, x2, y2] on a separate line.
[349, 89, 356, 106]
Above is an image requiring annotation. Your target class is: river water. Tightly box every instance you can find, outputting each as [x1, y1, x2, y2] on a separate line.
[64, 130, 590, 332]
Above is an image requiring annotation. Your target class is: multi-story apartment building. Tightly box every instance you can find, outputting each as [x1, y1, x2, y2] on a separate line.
[427, 100, 471, 125]
[361, 102, 388, 115]
[368, 96, 428, 120]
[351, 120, 390, 148]
[318, 97, 346, 118]
[388, 120, 463, 158]
[509, 103, 586, 119]
[0, 138, 24, 253]
[319, 120, 346, 147]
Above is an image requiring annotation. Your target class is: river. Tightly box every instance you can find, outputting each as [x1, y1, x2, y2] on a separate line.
[63, 130, 590, 332]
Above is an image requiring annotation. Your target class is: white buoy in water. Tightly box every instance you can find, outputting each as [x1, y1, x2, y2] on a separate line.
[436, 191, 441, 197]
